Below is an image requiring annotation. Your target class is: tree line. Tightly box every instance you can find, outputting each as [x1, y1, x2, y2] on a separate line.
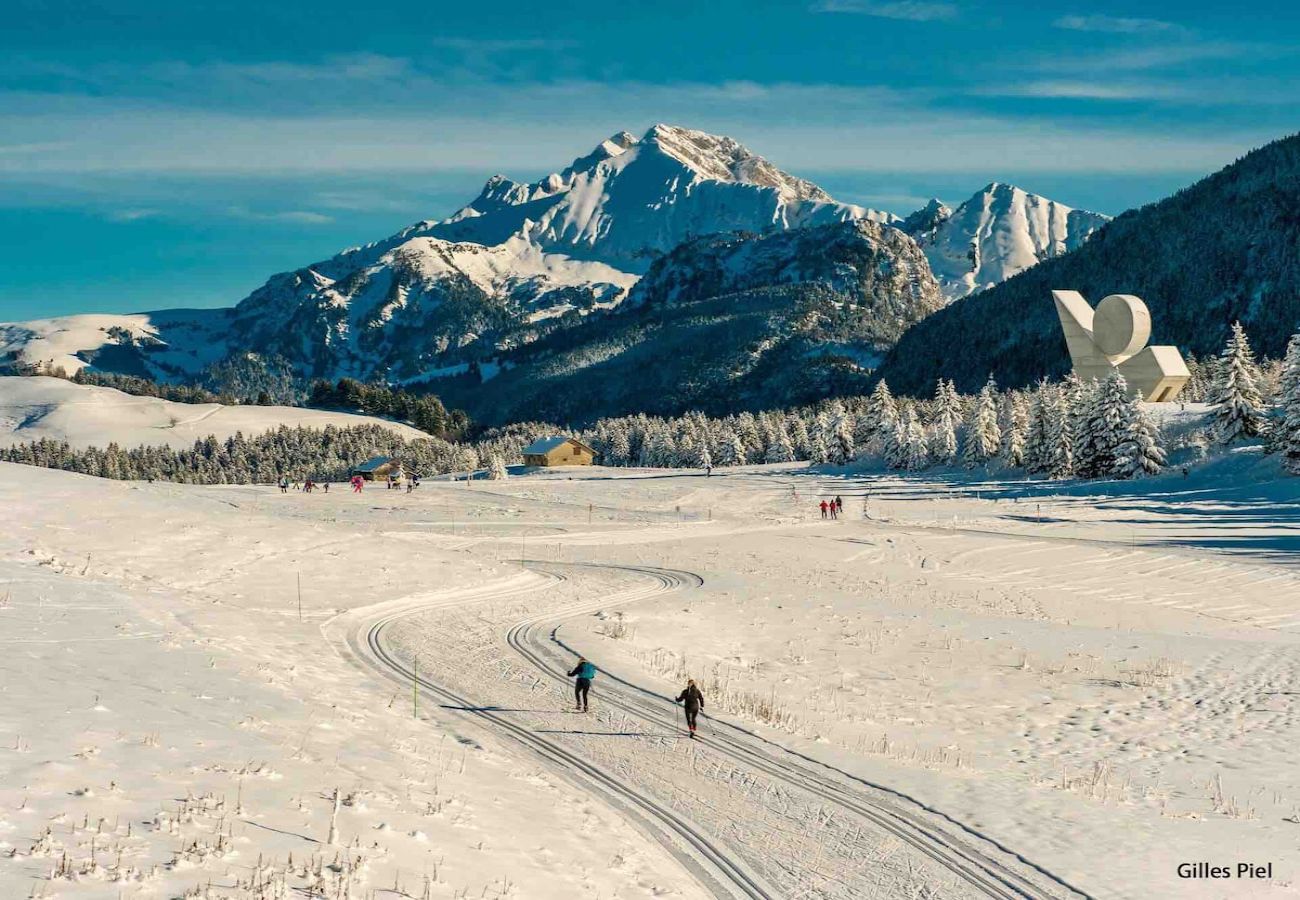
[4, 323, 1299, 484]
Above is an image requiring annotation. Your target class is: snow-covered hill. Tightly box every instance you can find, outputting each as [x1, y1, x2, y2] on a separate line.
[0, 376, 426, 449]
[900, 183, 1109, 301]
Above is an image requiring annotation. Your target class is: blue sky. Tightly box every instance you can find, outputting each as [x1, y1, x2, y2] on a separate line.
[2, 0, 1296, 319]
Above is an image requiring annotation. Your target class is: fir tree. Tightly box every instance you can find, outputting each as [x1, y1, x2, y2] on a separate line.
[1078, 371, 1130, 477]
[865, 380, 899, 454]
[694, 435, 714, 471]
[1276, 332, 1300, 474]
[929, 378, 960, 465]
[722, 431, 747, 467]
[900, 406, 929, 471]
[488, 454, 509, 480]
[1211, 321, 1266, 444]
[1001, 393, 1028, 469]
[961, 376, 1001, 467]
[829, 415, 856, 465]
[765, 428, 796, 463]
[1114, 392, 1166, 478]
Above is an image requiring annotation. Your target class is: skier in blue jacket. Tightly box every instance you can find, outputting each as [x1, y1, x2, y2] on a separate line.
[567, 657, 596, 712]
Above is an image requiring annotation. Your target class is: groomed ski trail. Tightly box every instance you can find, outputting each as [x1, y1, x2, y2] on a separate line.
[332, 568, 779, 900]
[510, 561, 1091, 900]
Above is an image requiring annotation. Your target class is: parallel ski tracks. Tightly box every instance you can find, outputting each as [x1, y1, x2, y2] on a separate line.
[510, 561, 1091, 900]
[344, 561, 1090, 899]
[346, 570, 778, 900]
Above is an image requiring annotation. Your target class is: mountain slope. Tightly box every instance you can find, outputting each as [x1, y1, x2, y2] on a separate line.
[429, 124, 894, 271]
[0, 375, 425, 450]
[218, 124, 899, 382]
[432, 219, 942, 424]
[878, 133, 1300, 394]
[900, 183, 1108, 301]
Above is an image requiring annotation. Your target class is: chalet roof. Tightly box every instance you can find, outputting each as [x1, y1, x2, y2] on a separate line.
[522, 436, 595, 455]
[354, 456, 397, 472]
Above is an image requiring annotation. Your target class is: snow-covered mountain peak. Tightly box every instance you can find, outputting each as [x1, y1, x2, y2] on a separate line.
[639, 123, 833, 201]
[899, 198, 952, 237]
[902, 183, 1109, 301]
[424, 123, 888, 271]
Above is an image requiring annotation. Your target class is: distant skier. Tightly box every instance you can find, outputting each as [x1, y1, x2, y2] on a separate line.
[323, 482, 329, 493]
[819, 500, 829, 519]
[351, 475, 364, 493]
[835, 495, 844, 514]
[675, 679, 705, 738]
[567, 657, 596, 712]
[829, 500, 838, 520]
[278, 476, 289, 494]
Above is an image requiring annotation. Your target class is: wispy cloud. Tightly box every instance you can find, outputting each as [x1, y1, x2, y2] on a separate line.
[1053, 14, 1184, 35]
[428, 37, 578, 52]
[0, 141, 73, 155]
[227, 207, 334, 224]
[810, 0, 957, 22]
[106, 207, 159, 222]
[972, 80, 1187, 101]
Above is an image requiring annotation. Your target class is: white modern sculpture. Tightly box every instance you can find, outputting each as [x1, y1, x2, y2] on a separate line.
[1052, 290, 1190, 402]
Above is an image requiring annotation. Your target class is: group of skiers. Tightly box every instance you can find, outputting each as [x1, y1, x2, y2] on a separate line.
[567, 656, 706, 738]
[278, 476, 329, 494]
[819, 495, 844, 519]
[275, 473, 421, 494]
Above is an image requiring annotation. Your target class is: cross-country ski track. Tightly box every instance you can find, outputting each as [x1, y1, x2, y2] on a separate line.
[333, 560, 1089, 899]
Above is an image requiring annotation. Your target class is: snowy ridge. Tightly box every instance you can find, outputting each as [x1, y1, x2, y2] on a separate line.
[0, 375, 427, 449]
[429, 124, 896, 272]
[902, 183, 1109, 301]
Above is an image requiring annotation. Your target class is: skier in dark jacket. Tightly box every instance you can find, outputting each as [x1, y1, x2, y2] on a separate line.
[567, 657, 596, 712]
[675, 679, 705, 737]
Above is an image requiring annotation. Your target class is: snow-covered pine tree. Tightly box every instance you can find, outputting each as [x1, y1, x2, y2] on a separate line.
[1023, 382, 1051, 474]
[788, 415, 812, 460]
[961, 376, 1002, 467]
[765, 426, 796, 463]
[1065, 374, 1096, 477]
[1079, 370, 1130, 478]
[722, 431, 747, 467]
[1114, 391, 1166, 478]
[830, 414, 855, 465]
[865, 380, 899, 457]
[694, 433, 714, 471]
[929, 378, 960, 465]
[886, 412, 909, 470]
[1002, 393, 1028, 469]
[1212, 321, 1266, 444]
[1276, 332, 1300, 474]
[901, 406, 929, 471]
[488, 454, 509, 480]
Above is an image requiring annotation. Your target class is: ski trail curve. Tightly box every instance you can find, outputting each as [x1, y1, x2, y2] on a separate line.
[330, 569, 779, 900]
[514, 560, 1093, 900]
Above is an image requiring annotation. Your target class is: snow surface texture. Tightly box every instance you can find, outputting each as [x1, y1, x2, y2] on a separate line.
[2, 451, 1299, 897]
[0, 376, 427, 449]
[902, 184, 1109, 301]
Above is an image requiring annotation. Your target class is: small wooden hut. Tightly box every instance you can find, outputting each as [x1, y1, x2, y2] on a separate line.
[353, 456, 403, 481]
[522, 436, 597, 467]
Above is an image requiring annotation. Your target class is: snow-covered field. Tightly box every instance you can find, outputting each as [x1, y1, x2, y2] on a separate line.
[2, 457, 1299, 898]
[0, 377, 427, 449]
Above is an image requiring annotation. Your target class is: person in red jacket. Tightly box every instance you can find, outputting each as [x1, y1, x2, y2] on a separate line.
[675, 679, 705, 738]
[819, 500, 829, 519]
